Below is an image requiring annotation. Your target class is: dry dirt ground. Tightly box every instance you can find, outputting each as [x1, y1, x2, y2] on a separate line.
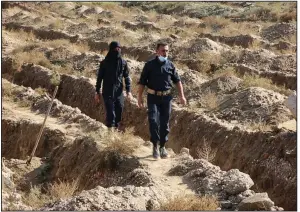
[1, 2, 297, 211]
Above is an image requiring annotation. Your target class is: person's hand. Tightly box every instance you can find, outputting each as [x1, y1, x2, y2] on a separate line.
[95, 93, 101, 104]
[179, 96, 187, 105]
[125, 92, 133, 101]
[138, 96, 144, 108]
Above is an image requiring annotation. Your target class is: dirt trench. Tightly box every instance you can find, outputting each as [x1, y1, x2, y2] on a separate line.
[3, 23, 154, 62]
[1, 96, 143, 194]
[4, 64, 297, 210]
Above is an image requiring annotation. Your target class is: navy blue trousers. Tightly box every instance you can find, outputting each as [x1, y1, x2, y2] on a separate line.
[103, 94, 124, 128]
[147, 94, 172, 147]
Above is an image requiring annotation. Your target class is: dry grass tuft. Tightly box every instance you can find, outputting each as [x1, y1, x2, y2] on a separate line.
[242, 74, 292, 96]
[250, 39, 263, 50]
[159, 194, 219, 211]
[193, 52, 225, 75]
[22, 186, 51, 209]
[196, 139, 216, 162]
[50, 71, 61, 86]
[34, 87, 47, 95]
[202, 16, 232, 33]
[49, 19, 64, 30]
[7, 29, 37, 42]
[202, 89, 219, 110]
[22, 179, 78, 209]
[279, 11, 296, 22]
[47, 179, 79, 200]
[71, 41, 90, 53]
[2, 81, 15, 97]
[13, 50, 52, 70]
[44, 39, 70, 48]
[103, 127, 140, 156]
[248, 118, 272, 131]
[213, 67, 238, 79]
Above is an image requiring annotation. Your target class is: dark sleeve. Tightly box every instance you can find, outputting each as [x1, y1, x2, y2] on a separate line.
[95, 61, 105, 94]
[123, 61, 131, 92]
[170, 62, 181, 84]
[138, 62, 149, 86]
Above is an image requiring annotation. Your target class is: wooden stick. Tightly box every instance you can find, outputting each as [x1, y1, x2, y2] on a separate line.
[26, 86, 58, 165]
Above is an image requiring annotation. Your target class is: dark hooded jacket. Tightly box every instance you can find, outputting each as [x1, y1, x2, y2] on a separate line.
[95, 50, 131, 99]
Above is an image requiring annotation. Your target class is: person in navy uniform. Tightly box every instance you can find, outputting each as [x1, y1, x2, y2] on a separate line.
[138, 42, 187, 159]
[95, 41, 132, 129]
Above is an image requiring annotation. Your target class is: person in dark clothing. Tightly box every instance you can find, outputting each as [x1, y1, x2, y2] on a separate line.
[95, 41, 132, 129]
[138, 42, 186, 159]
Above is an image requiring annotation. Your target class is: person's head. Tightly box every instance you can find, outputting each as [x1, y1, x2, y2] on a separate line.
[156, 43, 169, 58]
[109, 41, 121, 52]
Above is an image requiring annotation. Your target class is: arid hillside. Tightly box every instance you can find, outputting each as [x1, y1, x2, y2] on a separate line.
[1, 2, 296, 211]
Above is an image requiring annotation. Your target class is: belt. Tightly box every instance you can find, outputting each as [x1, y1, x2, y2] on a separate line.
[147, 88, 171, 96]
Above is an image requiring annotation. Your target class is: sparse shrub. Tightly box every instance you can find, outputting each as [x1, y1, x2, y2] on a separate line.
[45, 39, 70, 48]
[34, 87, 47, 95]
[201, 89, 219, 110]
[22, 179, 78, 209]
[71, 42, 90, 53]
[18, 100, 32, 108]
[49, 19, 64, 30]
[21, 30, 36, 42]
[280, 11, 296, 22]
[103, 127, 140, 156]
[47, 179, 79, 200]
[194, 52, 225, 75]
[159, 194, 219, 211]
[248, 117, 272, 131]
[50, 71, 61, 86]
[250, 39, 262, 50]
[52, 63, 74, 75]
[196, 139, 216, 162]
[202, 16, 232, 33]
[22, 186, 51, 208]
[247, 7, 279, 22]
[14, 51, 52, 70]
[213, 67, 238, 79]
[242, 74, 292, 96]
[2, 82, 14, 97]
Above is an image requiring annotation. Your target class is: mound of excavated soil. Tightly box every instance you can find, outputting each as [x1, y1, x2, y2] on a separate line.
[237, 49, 296, 74]
[200, 75, 242, 94]
[261, 23, 296, 42]
[215, 87, 293, 125]
[179, 38, 227, 56]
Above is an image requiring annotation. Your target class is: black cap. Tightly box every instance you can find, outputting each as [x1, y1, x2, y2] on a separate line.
[109, 41, 121, 50]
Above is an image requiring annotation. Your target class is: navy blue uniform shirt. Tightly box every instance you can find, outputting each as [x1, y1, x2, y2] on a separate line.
[139, 56, 181, 91]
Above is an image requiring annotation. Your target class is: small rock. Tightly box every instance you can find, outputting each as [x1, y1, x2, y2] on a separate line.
[180, 147, 190, 155]
[237, 193, 274, 211]
[114, 187, 122, 195]
[223, 169, 254, 195]
[170, 34, 180, 39]
[146, 199, 159, 211]
[220, 200, 232, 209]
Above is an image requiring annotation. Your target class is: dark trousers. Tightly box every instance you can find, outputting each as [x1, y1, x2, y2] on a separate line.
[147, 94, 172, 147]
[103, 94, 124, 128]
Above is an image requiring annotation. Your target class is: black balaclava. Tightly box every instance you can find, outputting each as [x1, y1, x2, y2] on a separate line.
[105, 41, 121, 60]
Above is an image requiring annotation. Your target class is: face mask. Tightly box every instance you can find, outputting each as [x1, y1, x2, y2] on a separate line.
[158, 55, 167, 63]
